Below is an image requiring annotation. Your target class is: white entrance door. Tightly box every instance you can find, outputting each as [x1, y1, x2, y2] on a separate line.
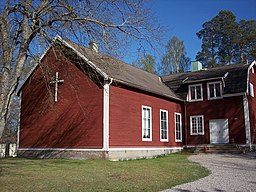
[209, 119, 229, 144]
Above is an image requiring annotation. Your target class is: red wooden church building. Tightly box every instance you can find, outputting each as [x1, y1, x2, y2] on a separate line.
[17, 36, 256, 160]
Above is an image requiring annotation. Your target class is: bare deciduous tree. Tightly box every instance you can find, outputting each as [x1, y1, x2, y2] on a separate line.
[0, 0, 162, 138]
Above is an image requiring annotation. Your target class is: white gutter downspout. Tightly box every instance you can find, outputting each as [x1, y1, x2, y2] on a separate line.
[243, 93, 251, 146]
[103, 78, 113, 158]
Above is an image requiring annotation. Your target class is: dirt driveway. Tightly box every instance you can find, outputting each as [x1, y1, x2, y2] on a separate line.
[164, 153, 256, 192]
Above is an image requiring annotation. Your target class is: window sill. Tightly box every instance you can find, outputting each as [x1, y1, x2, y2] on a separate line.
[190, 133, 204, 136]
[208, 97, 223, 100]
[142, 139, 152, 142]
[188, 99, 204, 102]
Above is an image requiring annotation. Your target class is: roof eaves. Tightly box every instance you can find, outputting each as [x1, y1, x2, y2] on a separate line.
[113, 78, 183, 101]
[183, 76, 224, 84]
[17, 39, 57, 96]
[54, 36, 109, 81]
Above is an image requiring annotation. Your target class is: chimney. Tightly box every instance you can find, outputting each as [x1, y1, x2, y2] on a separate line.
[191, 61, 202, 72]
[89, 41, 98, 52]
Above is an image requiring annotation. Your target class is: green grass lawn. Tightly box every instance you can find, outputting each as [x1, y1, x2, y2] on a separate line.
[0, 152, 209, 192]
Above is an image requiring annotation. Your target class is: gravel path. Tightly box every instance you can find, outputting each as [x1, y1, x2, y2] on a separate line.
[164, 153, 256, 192]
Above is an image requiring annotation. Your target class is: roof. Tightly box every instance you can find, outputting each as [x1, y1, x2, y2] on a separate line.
[19, 36, 181, 101]
[19, 36, 255, 102]
[162, 64, 250, 99]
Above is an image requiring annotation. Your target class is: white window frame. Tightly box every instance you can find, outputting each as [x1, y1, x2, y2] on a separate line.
[252, 67, 255, 74]
[190, 115, 204, 135]
[250, 83, 254, 97]
[207, 81, 223, 100]
[175, 112, 182, 142]
[188, 84, 203, 102]
[142, 106, 152, 141]
[160, 109, 168, 142]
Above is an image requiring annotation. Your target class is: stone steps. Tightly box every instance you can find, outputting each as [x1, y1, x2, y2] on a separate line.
[193, 144, 242, 154]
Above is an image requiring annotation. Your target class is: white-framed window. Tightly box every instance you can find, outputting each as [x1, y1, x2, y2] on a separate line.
[188, 84, 203, 102]
[160, 110, 168, 142]
[142, 106, 152, 141]
[190, 115, 204, 135]
[207, 81, 222, 100]
[252, 67, 255, 74]
[175, 113, 182, 142]
[250, 83, 254, 97]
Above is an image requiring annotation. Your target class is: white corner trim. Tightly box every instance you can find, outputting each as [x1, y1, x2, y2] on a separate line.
[103, 83, 110, 151]
[246, 61, 256, 94]
[103, 79, 112, 151]
[243, 94, 251, 144]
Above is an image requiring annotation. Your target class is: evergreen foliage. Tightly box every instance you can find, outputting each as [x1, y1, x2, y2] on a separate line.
[196, 10, 256, 67]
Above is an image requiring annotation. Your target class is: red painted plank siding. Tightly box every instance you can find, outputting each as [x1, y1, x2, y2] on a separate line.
[109, 85, 183, 147]
[185, 81, 246, 145]
[20, 48, 103, 148]
[249, 65, 256, 144]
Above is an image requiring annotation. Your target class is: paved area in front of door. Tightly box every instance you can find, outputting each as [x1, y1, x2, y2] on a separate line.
[164, 153, 256, 192]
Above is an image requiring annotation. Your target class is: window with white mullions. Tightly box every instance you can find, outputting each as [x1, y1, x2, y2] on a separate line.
[160, 110, 168, 142]
[142, 106, 152, 141]
[190, 115, 204, 135]
[207, 81, 222, 100]
[175, 113, 182, 142]
[188, 84, 203, 101]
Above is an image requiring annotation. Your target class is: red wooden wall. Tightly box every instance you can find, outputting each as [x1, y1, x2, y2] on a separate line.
[185, 81, 245, 145]
[19, 48, 103, 148]
[109, 85, 183, 148]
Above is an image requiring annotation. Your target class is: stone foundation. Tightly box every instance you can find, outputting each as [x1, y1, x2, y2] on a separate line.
[17, 149, 106, 159]
[108, 147, 183, 161]
[17, 147, 183, 160]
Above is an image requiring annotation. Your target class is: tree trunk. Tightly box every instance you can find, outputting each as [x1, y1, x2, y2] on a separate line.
[0, 114, 6, 138]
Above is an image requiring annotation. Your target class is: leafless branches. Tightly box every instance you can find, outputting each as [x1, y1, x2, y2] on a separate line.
[0, 0, 162, 137]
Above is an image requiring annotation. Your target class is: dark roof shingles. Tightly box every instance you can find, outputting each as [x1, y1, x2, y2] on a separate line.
[162, 64, 249, 99]
[62, 39, 181, 101]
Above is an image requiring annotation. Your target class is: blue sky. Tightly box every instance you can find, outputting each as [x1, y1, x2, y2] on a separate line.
[123, 0, 256, 64]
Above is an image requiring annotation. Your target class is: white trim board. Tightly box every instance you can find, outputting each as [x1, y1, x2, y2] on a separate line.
[103, 81, 111, 151]
[17, 148, 105, 151]
[17, 147, 183, 152]
[17, 35, 109, 95]
[243, 95, 251, 144]
[246, 61, 256, 94]
[108, 147, 183, 151]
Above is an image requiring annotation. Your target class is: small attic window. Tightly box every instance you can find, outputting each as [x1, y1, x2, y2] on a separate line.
[188, 84, 203, 102]
[252, 67, 255, 74]
[207, 81, 222, 100]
